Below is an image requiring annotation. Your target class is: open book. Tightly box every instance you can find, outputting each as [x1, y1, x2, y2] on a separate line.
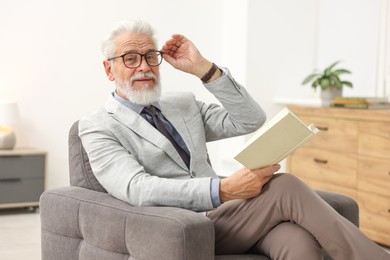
[234, 107, 319, 169]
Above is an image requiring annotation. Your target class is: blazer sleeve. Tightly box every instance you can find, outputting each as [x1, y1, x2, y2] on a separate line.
[199, 67, 267, 142]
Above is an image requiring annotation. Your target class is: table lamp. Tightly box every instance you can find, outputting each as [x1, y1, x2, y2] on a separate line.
[0, 100, 20, 149]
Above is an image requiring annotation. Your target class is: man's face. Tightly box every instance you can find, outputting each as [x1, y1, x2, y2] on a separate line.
[103, 32, 160, 99]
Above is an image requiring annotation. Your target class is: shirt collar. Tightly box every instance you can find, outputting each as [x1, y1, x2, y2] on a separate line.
[112, 91, 161, 114]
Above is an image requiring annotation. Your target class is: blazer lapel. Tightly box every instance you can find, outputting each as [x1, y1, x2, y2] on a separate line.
[105, 96, 188, 170]
[160, 102, 194, 168]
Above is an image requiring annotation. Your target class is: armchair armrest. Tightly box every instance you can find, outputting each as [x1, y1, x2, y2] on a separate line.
[40, 187, 215, 260]
[315, 190, 359, 227]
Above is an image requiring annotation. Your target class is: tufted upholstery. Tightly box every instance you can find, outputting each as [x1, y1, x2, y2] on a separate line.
[40, 187, 217, 260]
[39, 121, 359, 259]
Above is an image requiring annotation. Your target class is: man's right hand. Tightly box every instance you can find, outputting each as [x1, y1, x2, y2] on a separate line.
[219, 164, 281, 203]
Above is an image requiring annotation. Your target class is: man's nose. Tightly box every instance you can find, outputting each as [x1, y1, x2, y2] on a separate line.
[137, 57, 150, 71]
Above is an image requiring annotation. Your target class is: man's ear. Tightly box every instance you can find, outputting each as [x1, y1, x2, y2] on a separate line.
[103, 60, 115, 81]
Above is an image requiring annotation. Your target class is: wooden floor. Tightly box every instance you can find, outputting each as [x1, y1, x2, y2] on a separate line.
[0, 208, 41, 260]
[0, 208, 389, 259]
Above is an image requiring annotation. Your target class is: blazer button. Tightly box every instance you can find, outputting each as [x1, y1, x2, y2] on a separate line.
[191, 171, 196, 177]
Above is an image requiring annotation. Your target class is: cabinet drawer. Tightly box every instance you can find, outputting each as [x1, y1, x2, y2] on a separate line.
[358, 156, 390, 196]
[358, 191, 390, 245]
[359, 122, 390, 159]
[288, 147, 357, 188]
[0, 178, 44, 204]
[300, 116, 358, 153]
[0, 155, 45, 179]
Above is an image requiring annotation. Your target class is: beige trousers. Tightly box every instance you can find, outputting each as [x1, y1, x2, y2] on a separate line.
[207, 174, 389, 260]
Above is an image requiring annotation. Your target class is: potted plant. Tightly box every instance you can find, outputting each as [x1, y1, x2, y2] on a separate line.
[302, 60, 353, 106]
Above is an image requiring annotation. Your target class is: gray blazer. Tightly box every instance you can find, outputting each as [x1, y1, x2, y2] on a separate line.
[79, 69, 266, 211]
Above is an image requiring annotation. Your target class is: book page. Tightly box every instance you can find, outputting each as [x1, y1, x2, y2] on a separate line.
[234, 108, 318, 169]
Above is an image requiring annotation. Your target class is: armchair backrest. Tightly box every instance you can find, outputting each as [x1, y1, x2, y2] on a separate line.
[68, 121, 107, 193]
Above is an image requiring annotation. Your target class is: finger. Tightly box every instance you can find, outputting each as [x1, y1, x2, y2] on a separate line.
[272, 164, 281, 172]
[251, 165, 278, 178]
[163, 38, 181, 48]
[259, 164, 281, 173]
[161, 52, 177, 67]
[163, 35, 185, 49]
[171, 34, 187, 42]
[263, 175, 274, 182]
[161, 42, 181, 57]
[162, 37, 181, 55]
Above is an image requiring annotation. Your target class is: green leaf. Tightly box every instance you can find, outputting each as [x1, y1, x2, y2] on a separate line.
[302, 73, 320, 85]
[326, 60, 341, 72]
[329, 75, 340, 85]
[341, 81, 353, 88]
[324, 68, 331, 76]
[333, 69, 351, 75]
[312, 81, 319, 89]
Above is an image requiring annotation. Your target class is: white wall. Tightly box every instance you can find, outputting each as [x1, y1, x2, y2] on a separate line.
[271, 0, 383, 101]
[0, 0, 384, 189]
[247, 0, 319, 114]
[377, 0, 390, 96]
[317, 0, 381, 97]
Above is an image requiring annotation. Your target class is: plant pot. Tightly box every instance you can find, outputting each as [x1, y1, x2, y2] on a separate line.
[321, 88, 342, 107]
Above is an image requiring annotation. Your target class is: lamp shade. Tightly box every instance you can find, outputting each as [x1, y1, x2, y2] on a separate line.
[0, 100, 20, 149]
[0, 100, 20, 125]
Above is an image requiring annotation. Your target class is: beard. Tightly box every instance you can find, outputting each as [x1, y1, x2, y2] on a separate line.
[116, 71, 162, 106]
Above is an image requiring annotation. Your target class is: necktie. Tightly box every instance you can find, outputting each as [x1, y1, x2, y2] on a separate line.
[143, 106, 190, 168]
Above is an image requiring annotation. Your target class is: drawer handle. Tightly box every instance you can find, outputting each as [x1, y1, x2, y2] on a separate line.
[0, 178, 22, 182]
[314, 158, 328, 164]
[316, 126, 329, 131]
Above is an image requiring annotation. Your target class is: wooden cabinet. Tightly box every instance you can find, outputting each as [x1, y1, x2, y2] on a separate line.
[286, 106, 390, 246]
[0, 148, 46, 209]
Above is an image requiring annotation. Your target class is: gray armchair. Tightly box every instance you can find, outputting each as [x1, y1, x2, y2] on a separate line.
[40, 121, 359, 260]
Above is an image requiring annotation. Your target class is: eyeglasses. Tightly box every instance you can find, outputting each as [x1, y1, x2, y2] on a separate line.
[107, 50, 163, 68]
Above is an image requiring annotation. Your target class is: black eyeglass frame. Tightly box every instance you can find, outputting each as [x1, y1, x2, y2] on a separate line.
[107, 50, 164, 68]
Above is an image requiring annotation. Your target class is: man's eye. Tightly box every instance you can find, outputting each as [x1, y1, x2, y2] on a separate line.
[146, 56, 157, 61]
[124, 54, 138, 62]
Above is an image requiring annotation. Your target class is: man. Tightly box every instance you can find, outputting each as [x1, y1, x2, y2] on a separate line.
[79, 20, 389, 260]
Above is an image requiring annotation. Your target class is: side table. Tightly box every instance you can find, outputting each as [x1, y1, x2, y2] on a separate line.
[0, 148, 46, 210]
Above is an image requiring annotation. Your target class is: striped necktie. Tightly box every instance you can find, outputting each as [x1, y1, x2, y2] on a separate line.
[143, 106, 190, 168]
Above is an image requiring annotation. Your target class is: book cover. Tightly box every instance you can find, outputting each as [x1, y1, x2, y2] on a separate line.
[331, 103, 369, 109]
[331, 103, 390, 109]
[234, 108, 319, 170]
[330, 96, 390, 109]
[332, 96, 390, 104]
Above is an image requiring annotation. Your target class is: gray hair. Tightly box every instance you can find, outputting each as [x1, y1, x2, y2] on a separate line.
[101, 20, 157, 59]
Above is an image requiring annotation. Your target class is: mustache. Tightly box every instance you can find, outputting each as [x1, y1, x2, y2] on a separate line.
[130, 72, 157, 82]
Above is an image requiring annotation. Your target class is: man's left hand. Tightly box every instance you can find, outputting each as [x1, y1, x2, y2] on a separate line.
[161, 34, 220, 81]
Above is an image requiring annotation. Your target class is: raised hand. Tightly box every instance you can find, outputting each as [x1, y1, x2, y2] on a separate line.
[161, 34, 215, 79]
[220, 164, 281, 202]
